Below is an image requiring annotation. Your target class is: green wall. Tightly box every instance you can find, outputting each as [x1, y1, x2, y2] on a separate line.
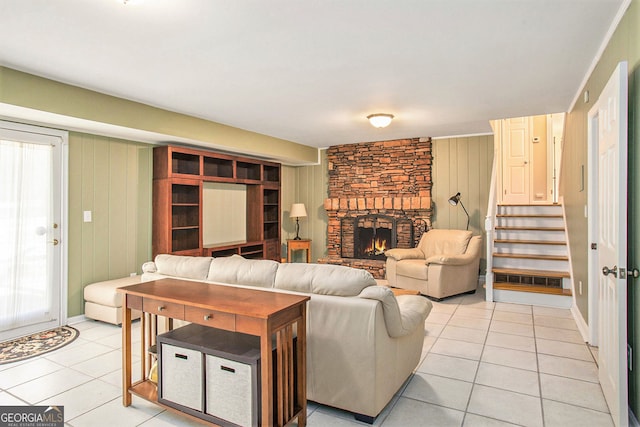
[561, 0, 639, 320]
[559, 0, 640, 413]
[0, 67, 318, 165]
[281, 150, 328, 263]
[67, 133, 153, 317]
[432, 135, 494, 273]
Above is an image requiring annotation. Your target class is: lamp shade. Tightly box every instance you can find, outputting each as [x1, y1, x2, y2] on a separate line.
[367, 113, 394, 128]
[448, 192, 461, 206]
[290, 203, 307, 218]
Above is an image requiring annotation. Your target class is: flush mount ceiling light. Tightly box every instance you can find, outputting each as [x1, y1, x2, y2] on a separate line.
[367, 113, 394, 128]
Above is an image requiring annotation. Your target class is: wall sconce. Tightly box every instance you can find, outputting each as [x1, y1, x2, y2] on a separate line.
[448, 192, 470, 230]
[289, 203, 307, 240]
[367, 113, 394, 128]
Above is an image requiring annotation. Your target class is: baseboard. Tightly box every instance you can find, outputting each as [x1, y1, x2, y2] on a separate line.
[571, 304, 590, 343]
[67, 314, 87, 325]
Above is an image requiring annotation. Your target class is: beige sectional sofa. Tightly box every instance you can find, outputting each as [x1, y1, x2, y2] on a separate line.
[141, 254, 432, 423]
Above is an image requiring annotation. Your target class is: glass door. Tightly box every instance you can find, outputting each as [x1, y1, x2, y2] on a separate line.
[0, 122, 66, 341]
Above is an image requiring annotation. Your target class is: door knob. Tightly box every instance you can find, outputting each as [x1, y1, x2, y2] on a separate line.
[602, 265, 618, 278]
[629, 268, 640, 279]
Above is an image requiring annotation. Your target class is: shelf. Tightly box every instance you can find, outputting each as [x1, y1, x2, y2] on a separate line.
[172, 228, 199, 252]
[203, 156, 233, 178]
[263, 165, 280, 182]
[171, 205, 199, 228]
[171, 184, 199, 204]
[236, 161, 261, 181]
[130, 380, 158, 402]
[171, 152, 200, 176]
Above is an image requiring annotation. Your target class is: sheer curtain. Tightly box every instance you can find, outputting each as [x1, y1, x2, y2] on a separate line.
[0, 138, 54, 332]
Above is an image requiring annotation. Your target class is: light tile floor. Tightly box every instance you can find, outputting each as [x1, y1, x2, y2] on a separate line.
[0, 285, 613, 427]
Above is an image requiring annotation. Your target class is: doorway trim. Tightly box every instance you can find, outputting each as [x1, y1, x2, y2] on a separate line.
[0, 119, 69, 336]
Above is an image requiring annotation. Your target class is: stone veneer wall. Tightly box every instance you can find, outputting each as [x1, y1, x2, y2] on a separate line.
[321, 137, 433, 278]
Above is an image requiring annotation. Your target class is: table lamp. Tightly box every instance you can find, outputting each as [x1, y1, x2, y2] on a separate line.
[290, 203, 307, 240]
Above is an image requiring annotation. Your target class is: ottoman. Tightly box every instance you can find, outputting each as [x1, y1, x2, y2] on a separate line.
[84, 275, 142, 325]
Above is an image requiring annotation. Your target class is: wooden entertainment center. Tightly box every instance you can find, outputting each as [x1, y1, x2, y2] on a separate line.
[153, 145, 281, 260]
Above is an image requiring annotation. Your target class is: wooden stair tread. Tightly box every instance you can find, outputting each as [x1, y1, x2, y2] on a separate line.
[496, 214, 563, 218]
[492, 267, 571, 278]
[494, 239, 566, 245]
[498, 204, 560, 207]
[495, 226, 565, 231]
[493, 283, 572, 296]
[493, 253, 568, 261]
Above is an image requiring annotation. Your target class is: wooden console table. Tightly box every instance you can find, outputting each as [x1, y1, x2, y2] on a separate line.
[118, 278, 309, 426]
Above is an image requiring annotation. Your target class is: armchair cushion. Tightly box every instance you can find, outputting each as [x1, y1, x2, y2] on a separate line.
[418, 229, 472, 257]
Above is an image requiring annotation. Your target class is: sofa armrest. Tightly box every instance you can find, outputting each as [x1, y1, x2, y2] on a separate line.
[142, 261, 157, 273]
[385, 248, 424, 261]
[359, 286, 431, 337]
[425, 252, 478, 266]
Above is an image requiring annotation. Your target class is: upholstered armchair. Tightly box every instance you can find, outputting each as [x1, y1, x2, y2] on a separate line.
[385, 229, 482, 300]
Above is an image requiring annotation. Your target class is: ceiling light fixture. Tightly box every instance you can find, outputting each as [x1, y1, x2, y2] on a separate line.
[367, 113, 394, 128]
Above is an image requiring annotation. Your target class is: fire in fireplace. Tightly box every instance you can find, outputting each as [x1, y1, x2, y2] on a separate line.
[354, 216, 394, 260]
[356, 226, 391, 259]
[340, 214, 418, 261]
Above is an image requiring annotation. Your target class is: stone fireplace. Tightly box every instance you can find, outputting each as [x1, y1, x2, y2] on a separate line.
[320, 137, 432, 278]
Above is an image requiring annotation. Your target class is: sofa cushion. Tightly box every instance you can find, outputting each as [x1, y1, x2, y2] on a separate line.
[207, 255, 279, 288]
[418, 229, 472, 258]
[358, 286, 432, 337]
[396, 259, 428, 280]
[84, 275, 142, 307]
[274, 263, 375, 296]
[154, 254, 213, 280]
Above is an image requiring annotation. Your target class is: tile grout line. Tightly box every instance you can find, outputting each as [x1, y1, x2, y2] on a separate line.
[533, 307, 547, 427]
[460, 294, 494, 426]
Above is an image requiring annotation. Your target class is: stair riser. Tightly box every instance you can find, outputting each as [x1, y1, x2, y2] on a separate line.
[492, 258, 569, 272]
[495, 230, 566, 241]
[494, 244, 567, 256]
[498, 205, 563, 216]
[496, 217, 565, 228]
[492, 289, 572, 308]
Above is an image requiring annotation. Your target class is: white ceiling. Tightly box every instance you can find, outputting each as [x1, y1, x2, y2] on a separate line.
[0, 0, 626, 148]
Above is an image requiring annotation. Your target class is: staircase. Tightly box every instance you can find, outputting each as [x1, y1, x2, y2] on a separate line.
[490, 204, 573, 308]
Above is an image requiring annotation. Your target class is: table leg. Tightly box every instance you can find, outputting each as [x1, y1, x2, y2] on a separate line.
[122, 295, 132, 406]
[260, 323, 274, 426]
[296, 308, 307, 427]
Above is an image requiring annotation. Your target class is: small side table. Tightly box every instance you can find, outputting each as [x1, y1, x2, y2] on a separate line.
[287, 239, 312, 263]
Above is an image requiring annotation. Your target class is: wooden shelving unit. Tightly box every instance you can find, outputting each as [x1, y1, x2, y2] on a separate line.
[153, 146, 281, 260]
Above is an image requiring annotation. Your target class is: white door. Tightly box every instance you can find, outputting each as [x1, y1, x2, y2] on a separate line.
[502, 117, 531, 204]
[589, 61, 628, 427]
[0, 122, 67, 341]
